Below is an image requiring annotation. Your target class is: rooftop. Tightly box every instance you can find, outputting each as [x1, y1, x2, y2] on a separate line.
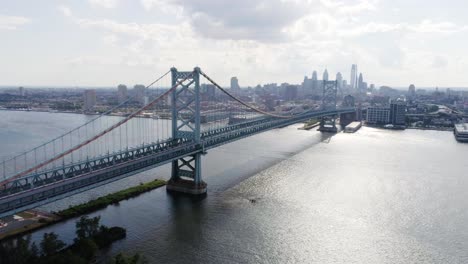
[455, 123, 468, 134]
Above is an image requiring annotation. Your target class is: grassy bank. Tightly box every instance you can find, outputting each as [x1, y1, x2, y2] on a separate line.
[0, 179, 166, 241]
[58, 179, 166, 219]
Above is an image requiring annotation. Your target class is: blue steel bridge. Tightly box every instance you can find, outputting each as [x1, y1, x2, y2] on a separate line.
[0, 68, 355, 217]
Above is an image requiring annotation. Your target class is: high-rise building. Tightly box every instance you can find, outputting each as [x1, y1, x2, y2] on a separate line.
[311, 71, 318, 93]
[390, 100, 406, 126]
[230, 77, 240, 91]
[323, 69, 329, 81]
[284, 85, 298, 101]
[302, 76, 313, 97]
[83, 89, 96, 112]
[336, 72, 343, 89]
[117, 84, 128, 103]
[18, 86, 25, 97]
[358, 73, 364, 93]
[350, 64, 358, 90]
[201, 84, 216, 98]
[134, 84, 146, 105]
[408, 84, 416, 98]
[367, 107, 390, 124]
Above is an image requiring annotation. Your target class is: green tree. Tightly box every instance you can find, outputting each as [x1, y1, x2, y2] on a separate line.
[44, 250, 87, 264]
[76, 215, 101, 239]
[0, 236, 37, 264]
[40, 232, 65, 256]
[110, 253, 148, 264]
[73, 238, 98, 260]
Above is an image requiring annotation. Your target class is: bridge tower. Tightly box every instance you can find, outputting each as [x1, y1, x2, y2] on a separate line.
[319, 80, 338, 133]
[166, 67, 207, 195]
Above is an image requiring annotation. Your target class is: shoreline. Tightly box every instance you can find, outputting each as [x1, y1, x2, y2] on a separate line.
[0, 179, 166, 241]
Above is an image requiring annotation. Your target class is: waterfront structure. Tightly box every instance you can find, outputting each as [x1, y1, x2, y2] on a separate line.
[134, 84, 146, 105]
[350, 64, 358, 91]
[0, 67, 355, 217]
[454, 123, 468, 142]
[230, 77, 240, 91]
[344, 121, 362, 133]
[367, 107, 390, 124]
[390, 100, 406, 126]
[83, 89, 96, 112]
[117, 84, 128, 103]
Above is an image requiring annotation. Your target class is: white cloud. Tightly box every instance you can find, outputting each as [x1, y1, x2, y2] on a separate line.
[337, 20, 468, 37]
[58, 6, 72, 17]
[88, 0, 119, 9]
[432, 56, 448, 68]
[140, 0, 312, 42]
[409, 20, 467, 34]
[0, 15, 30, 30]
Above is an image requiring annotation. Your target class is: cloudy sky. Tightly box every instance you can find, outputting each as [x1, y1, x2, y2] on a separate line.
[1, 0, 467, 87]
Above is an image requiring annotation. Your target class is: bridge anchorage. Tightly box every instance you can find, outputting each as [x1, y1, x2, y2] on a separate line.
[166, 67, 207, 195]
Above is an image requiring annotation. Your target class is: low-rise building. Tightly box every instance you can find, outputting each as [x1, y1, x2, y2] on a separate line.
[367, 107, 390, 124]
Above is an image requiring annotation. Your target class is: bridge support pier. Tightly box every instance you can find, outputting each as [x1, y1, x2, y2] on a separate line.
[166, 153, 207, 195]
[319, 116, 338, 133]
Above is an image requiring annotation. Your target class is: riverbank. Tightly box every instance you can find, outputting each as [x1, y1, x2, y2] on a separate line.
[0, 179, 166, 241]
[406, 126, 454, 131]
[58, 179, 166, 219]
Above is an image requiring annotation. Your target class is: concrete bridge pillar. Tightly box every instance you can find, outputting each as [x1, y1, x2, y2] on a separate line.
[319, 116, 338, 133]
[167, 153, 207, 195]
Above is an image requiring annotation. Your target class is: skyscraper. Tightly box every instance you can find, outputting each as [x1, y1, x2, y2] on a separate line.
[358, 73, 364, 93]
[350, 64, 358, 90]
[408, 84, 416, 98]
[83, 89, 96, 112]
[230, 77, 240, 91]
[134, 84, 146, 105]
[117, 84, 128, 103]
[323, 69, 329, 81]
[336, 72, 343, 89]
[311, 71, 318, 92]
[18, 86, 25, 97]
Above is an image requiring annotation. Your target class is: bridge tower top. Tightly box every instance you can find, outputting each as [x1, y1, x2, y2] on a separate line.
[170, 67, 201, 142]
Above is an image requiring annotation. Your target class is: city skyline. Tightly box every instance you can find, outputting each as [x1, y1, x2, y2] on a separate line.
[1, 0, 468, 87]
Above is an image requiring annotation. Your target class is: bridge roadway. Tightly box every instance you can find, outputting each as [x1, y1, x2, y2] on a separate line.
[0, 108, 354, 217]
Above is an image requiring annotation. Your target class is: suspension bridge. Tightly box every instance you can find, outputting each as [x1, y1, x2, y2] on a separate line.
[0, 67, 356, 217]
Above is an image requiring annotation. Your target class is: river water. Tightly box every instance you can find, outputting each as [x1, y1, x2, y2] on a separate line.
[1, 110, 468, 263]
